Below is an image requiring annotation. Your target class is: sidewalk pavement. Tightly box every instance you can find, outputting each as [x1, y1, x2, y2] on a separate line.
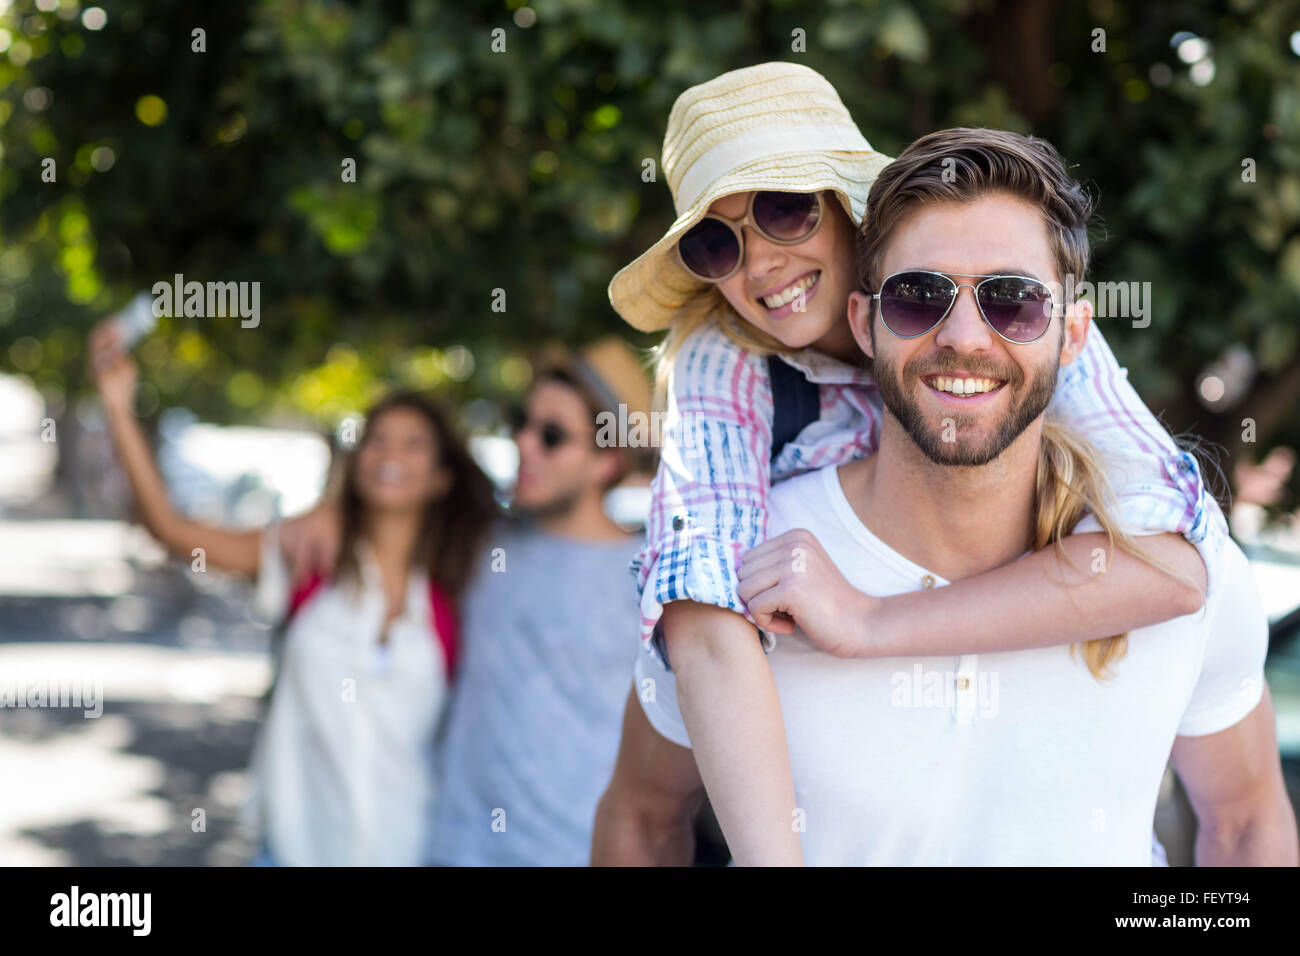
[0, 518, 271, 866]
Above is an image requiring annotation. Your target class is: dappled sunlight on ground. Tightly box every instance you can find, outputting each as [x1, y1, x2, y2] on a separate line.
[0, 643, 269, 866]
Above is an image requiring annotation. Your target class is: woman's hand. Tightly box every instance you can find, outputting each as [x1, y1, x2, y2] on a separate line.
[738, 528, 880, 659]
[83, 317, 262, 576]
[87, 319, 137, 414]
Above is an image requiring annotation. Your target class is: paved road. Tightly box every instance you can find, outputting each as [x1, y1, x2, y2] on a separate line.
[0, 519, 271, 866]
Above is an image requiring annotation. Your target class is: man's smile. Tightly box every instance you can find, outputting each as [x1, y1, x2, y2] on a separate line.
[920, 372, 1008, 406]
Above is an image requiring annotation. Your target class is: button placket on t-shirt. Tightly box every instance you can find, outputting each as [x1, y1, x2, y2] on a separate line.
[919, 572, 978, 725]
[953, 653, 979, 725]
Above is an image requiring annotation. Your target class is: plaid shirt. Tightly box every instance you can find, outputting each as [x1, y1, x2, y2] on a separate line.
[632, 320, 1226, 667]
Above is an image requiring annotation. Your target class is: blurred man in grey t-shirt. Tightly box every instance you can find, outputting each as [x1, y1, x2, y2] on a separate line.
[428, 340, 651, 865]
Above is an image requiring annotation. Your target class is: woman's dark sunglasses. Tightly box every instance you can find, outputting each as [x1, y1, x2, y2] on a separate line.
[871, 270, 1058, 344]
[508, 407, 581, 452]
[676, 191, 825, 282]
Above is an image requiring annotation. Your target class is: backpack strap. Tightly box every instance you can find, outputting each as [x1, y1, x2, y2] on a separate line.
[265, 573, 327, 713]
[428, 580, 460, 682]
[767, 353, 820, 464]
[287, 573, 326, 617]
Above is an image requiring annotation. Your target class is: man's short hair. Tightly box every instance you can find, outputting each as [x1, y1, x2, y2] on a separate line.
[856, 128, 1094, 295]
[530, 367, 639, 491]
[531, 338, 656, 487]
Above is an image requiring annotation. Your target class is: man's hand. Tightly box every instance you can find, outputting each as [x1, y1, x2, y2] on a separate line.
[738, 528, 879, 658]
[279, 504, 342, 584]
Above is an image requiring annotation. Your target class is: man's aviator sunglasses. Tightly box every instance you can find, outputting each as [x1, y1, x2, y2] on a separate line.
[871, 270, 1059, 344]
[509, 406, 589, 452]
[676, 191, 826, 282]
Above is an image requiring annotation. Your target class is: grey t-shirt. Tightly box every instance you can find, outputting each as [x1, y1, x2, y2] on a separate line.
[429, 520, 641, 866]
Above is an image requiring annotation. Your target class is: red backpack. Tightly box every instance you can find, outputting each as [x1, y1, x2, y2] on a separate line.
[285, 573, 461, 681]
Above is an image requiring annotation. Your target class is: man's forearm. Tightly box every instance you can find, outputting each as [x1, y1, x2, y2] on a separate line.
[1194, 808, 1300, 866]
[1174, 692, 1298, 868]
[591, 789, 695, 866]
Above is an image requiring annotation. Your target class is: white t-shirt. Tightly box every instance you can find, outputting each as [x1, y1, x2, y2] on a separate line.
[244, 525, 448, 866]
[637, 464, 1268, 866]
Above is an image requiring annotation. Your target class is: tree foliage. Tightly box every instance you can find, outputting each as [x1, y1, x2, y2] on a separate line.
[1, 0, 1297, 499]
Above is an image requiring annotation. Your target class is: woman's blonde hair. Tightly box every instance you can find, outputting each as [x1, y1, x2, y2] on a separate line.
[651, 291, 787, 398]
[1034, 419, 1193, 681]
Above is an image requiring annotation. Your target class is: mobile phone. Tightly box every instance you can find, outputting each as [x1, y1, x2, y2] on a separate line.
[114, 291, 159, 349]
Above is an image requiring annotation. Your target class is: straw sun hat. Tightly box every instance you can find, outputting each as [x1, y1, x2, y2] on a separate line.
[608, 61, 893, 333]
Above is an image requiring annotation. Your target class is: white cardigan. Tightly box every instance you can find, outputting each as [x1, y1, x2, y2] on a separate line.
[244, 526, 448, 866]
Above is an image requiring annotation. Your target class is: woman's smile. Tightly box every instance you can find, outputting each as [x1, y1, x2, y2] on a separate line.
[758, 269, 821, 317]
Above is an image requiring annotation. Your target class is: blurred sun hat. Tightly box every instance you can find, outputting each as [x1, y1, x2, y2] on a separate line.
[534, 336, 653, 424]
[608, 61, 893, 333]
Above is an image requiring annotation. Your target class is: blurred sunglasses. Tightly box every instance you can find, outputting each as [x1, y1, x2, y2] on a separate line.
[676, 191, 825, 282]
[872, 270, 1057, 344]
[508, 407, 583, 452]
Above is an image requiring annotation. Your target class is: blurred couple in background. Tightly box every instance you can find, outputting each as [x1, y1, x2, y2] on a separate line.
[88, 320, 653, 866]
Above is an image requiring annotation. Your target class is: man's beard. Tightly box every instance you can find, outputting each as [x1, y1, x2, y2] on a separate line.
[872, 337, 1061, 467]
[511, 484, 585, 521]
